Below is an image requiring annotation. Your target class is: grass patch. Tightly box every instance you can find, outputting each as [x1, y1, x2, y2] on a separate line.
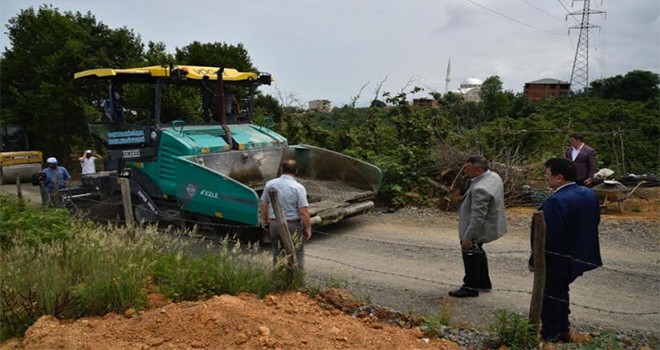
[0, 223, 160, 339]
[152, 237, 304, 300]
[422, 313, 450, 338]
[558, 331, 623, 349]
[421, 298, 453, 337]
[0, 196, 305, 341]
[484, 309, 538, 350]
[0, 196, 83, 249]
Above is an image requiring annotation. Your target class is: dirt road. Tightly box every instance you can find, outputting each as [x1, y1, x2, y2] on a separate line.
[304, 204, 659, 340]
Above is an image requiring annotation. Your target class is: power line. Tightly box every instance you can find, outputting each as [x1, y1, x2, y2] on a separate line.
[557, 0, 581, 23]
[462, 0, 565, 35]
[521, 0, 563, 21]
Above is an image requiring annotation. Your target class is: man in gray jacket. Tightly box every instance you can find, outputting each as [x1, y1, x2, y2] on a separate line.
[449, 155, 507, 298]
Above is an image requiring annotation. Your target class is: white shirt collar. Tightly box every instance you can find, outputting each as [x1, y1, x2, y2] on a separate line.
[554, 182, 576, 193]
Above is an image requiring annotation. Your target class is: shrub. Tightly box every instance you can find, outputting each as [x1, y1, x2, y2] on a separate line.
[0, 196, 81, 250]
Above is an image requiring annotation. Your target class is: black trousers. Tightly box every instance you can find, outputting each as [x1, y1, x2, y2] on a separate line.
[541, 271, 571, 340]
[461, 244, 492, 290]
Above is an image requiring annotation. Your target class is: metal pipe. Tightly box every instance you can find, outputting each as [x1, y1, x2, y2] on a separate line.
[155, 79, 163, 127]
[344, 201, 375, 216]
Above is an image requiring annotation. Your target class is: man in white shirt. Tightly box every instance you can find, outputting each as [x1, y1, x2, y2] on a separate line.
[259, 159, 312, 269]
[79, 150, 103, 176]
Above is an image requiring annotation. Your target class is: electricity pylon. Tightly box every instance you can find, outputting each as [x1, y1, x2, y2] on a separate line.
[568, 0, 605, 92]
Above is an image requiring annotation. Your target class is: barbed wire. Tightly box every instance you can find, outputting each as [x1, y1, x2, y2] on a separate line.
[64, 196, 660, 281]
[25, 190, 660, 316]
[313, 227, 659, 281]
[544, 250, 659, 280]
[308, 253, 660, 316]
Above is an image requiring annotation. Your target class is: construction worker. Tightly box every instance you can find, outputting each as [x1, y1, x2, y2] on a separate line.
[40, 157, 71, 204]
[79, 149, 103, 176]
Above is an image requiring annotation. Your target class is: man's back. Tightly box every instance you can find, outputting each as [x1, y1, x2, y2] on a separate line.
[542, 184, 601, 280]
[262, 175, 308, 220]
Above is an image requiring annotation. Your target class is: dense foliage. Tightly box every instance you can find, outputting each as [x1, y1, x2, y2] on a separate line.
[0, 6, 260, 165]
[0, 196, 81, 249]
[0, 6, 144, 163]
[271, 75, 659, 206]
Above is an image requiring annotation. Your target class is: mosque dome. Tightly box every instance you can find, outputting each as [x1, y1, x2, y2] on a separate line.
[460, 78, 483, 88]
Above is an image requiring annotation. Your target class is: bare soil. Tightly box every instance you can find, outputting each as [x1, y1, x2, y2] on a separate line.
[1, 290, 459, 350]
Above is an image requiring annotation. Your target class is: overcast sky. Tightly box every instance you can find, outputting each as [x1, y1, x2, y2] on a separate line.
[1, 0, 658, 106]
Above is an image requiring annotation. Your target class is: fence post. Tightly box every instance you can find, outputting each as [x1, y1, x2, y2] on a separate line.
[39, 175, 48, 205]
[15, 173, 22, 200]
[529, 211, 546, 334]
[119, 177, 135, 226]
[268, 188, 298, 269]
[53, 172, 61, 207]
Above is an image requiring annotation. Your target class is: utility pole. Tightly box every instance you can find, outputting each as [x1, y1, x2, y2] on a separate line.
[568, 0, 605, 92]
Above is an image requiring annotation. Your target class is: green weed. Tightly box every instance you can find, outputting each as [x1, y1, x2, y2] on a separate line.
[484, 309, 538, 350]
[558, 331, 623, 350]
[422, 313, 450, 338]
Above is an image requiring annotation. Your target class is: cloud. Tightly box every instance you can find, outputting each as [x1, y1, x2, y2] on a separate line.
[1, 0, 657, 105]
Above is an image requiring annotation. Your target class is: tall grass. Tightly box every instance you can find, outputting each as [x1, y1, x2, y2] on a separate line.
[152, 237, 304, 301]
[0, 196, 304, 341]
[0, 223, 161, 339]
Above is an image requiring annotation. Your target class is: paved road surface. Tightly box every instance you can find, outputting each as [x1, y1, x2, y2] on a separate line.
[304, 209, 659, 339]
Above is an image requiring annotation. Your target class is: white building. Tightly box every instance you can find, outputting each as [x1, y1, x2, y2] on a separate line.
[308, 99, 332, 113]
[456, 78, 483, 102]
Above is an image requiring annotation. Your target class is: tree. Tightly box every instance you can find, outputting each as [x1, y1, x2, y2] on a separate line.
[480, 75, 510, 120]
[589, 70, 660, 102]
[0, 5, 144, 165]
[175, 41, 254, 72]
[253, 94, 283, 123]
[145, 41, 174, 65]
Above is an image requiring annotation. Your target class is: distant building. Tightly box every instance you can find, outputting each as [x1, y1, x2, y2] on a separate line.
[412, 98, 439, 108]
[523, 79, 570, 101]
[455, 78, 483, 102]
[308, 99, 332, 113]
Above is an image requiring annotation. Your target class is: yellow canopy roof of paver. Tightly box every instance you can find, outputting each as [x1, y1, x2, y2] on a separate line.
[74, 65, 259, 81]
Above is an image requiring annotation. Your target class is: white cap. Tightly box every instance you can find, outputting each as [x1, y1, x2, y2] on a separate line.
[86, 149, 92, 154]
[46, 157, 58, 164]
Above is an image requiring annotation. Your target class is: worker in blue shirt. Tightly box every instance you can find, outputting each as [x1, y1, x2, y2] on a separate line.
[41, 157, 71, 193]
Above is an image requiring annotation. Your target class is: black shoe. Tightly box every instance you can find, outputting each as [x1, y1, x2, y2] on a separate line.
[448, 288, 479, 298]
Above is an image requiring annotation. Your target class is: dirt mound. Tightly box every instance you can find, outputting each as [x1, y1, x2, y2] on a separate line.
[3, 290, 460, 350]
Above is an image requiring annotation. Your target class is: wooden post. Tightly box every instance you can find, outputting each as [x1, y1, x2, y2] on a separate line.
[39, 175, 48, 205]
[119, 177, 135, 226]
[53, 172, 61, 207]
[15, 173, 22, 200]
[268, 188, 298, 269]
[529, 211, 547, 333]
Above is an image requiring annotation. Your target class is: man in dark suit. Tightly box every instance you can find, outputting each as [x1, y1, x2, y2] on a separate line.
[529, 158, 602, 343]
[565, 132, 596, 187]
[449, 155, 507, 298]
